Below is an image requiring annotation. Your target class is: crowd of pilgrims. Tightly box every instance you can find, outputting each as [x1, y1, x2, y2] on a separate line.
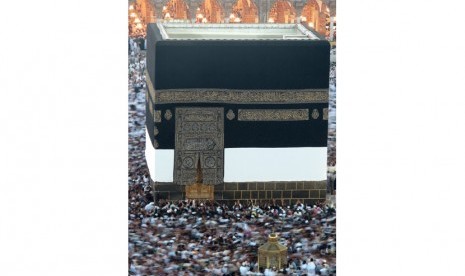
[327, 59, 336, 169]
[128, 37, 149, 189]
[128, 2, 147, 38]
[128, 39, 337, 275]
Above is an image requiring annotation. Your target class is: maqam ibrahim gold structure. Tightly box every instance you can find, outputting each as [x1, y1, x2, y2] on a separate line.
[185, 158, 214, 200]
[258, 233, 288, 269]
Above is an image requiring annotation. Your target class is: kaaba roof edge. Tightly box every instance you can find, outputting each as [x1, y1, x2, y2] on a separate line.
[156, 22, 321, 40]
[146, 23, 331, 90]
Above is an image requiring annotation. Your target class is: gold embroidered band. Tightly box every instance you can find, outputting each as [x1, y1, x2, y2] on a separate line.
[145, 71, 328, 104]
[237, 109, 309, 121]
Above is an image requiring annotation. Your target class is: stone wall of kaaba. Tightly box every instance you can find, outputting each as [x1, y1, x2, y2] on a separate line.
[153, 181, 326, 205]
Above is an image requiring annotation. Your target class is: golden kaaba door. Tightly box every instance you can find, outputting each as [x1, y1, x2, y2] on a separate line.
[174, 107, 224, 185]
[185, 183, 214, 200]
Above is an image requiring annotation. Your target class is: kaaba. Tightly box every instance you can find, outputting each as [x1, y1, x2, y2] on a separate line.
[145, 23, 330, 204]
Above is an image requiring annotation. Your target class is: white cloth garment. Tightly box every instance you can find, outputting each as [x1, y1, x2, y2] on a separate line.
[307, 261, 316, 276]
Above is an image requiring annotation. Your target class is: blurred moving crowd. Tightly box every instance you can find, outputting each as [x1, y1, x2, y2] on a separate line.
[129, 197, 336, 275]
[128, 39, 149, 189]
[327, 56, 336, 194]
[128, 39, 337, 275]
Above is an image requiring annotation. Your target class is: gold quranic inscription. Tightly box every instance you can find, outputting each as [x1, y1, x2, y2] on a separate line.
[174, 107, 224, 185]
[323, 108, 328, 120]
[156, 90, 328, 104]
[238, 109, 309, 121]
[145, 71, 328, 104]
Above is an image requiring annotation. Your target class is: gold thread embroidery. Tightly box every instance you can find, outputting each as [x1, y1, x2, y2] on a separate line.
[237, 109, 309, 121]
[145, 71, 328, 104]
[164, 109, 172, 120]
[145, 70, 156, 103]
[323, 108, 328, 120]
[174, 108, 224, 185]
[156, 89, 328, 104]
[311, 109, 320, 119]
[226, 110, 235, 120]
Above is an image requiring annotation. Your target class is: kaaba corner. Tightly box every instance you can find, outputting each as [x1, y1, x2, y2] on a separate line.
[145, 22, 331, 204]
